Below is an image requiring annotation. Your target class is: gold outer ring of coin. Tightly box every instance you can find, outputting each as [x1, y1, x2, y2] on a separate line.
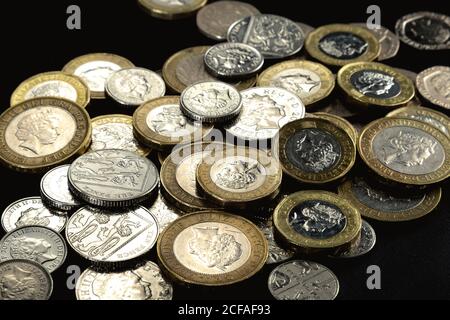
[386, 105, 450, 137]
[62, 53, 134, 99]
[338, 180, 442, 222]
[138, 0, 207, 20]
[133, 96, 213, 152]
[196, 146, 282, 209]
[160, 142, 224, 213]
[0, 97, 91, 173]
[10, 71, 90, 108]
[337, 61, 415, 108]
[311, 112, 358, 144]
[273, 190, 362, 252]
[157, 211, 268, 286]
[257, 60, 335, 106]
[358, 118, 450, 185]
[162, 46, 256, 94]
[305, 24, 380, 67]
[278, 118, 356, 184]
[90, 114, 151, 157]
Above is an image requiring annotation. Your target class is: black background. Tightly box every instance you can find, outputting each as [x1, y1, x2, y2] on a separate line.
[0, 0, 449, 301]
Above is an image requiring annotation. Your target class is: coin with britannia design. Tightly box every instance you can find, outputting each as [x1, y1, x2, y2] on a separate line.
[138, 0, 207, 19]
[416, 66, 450, 110]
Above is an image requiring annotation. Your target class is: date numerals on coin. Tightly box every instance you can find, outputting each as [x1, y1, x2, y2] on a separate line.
[66, 5, 81, 30]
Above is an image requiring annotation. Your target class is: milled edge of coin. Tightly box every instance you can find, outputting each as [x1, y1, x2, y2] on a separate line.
[138, 0, 207, 20]
[157, 210, 268, 286]
[338, 179, 442, 222]
[305, 24, 380, 67]
[330, 219, 376, 258]
[416, 66, 450, 110]
[358, 118, 450, 185]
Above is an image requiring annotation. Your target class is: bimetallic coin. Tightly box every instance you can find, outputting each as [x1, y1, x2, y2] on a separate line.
[358, 118, 450, 185]
[0, 260, 53, 300]
[157, 211, 268, 286]
[10, 71, 90, 108]
[180, 81, 242, 123]
[395, 12, 450, 50]
[133, 96, 213, 152]
[338, 177, 442, 222]
[106, 68, 166, 107]
[148, 192, 182, 233]
[331, 220, 376, 258]
[312, 112, 359, 144]
[273, 191, 362, 253]
[338, 62, 415, 108]
[204, 43, 264, 79]
[0, 97, 91, 173]
[76, 261, 172, 300]
[416, 66, 450, 110]
[268, 260, 339, 300]
[62, 53, 134, 99]
[162, 46, 256, 94]
[0, 226, 67, 273]
[305, 24, 380, 67]
[225, 87, 305, 141]
[68, 149, 159, 207]
[40, 165, 82, 212]
[66, 206, 159, 263]
[228, 14, 304, 59]
[1, 197, 67, 233]
[138, 0, 207, 20]
[90, 114, 151, 156]
[257, 219, 295, 265]
[257, 60, 335, 106]
[351, 23, 400, 61]
[196, 1, 260, 40]
[296, 22, 315, 38]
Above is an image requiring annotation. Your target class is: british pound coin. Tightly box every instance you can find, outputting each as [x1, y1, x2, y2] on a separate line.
[331, 219, 376, 258]
[338, 177, 442, 222]
[66, 206, 159, 263]
[90, 114, 151, 156]
[62, 53, 134, 99]
[138, 0, 207, 20]
[358, 118, 450, 185]
[268, 260, 339, 300]
[416, 66, 450, 110]
[225, 87, 305, 141]
[257, 218, 295, 265]
[351, 23, 400, 61]
[105, 67, 166, 107]
[0, 259, 53, 300]
[0, 226, 67, 273]
[204, 43, 264, 79]
[305, 24, 380, 67]
[147, 193, 182, 233]
[157, 211, 268, 286]
[296, 22, 315, 38]
[180, 81, 242, 123]
[312, 112, 359, 144]
[228, 14, 304, 59]
[10, 71, 90, 108]
[395, 12, 450, 50]
[76, 261, 172, 300]
[133, 96, 213, 151]
[196, 1, 260, 40]
[257, 60, 335, 106]
[68, 149, 159, 207]
[1, 197, 67, 233]
[0, 97, 91, 173]
[40, 165, 82, 212]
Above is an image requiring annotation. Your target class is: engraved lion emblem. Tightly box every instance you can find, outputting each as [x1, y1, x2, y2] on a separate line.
[215, 160, 261, 190]
[0, 266, 40, 300]
[354, 71, 396, 96]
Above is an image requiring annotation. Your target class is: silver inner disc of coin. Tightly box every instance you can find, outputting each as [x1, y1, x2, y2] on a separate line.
[25, 80, 78, 102]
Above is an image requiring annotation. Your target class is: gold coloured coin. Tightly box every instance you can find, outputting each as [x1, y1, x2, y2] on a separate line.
[10, 71, 90, 108]
[273, 191, 361, 252]
[0, 98, 91, 173]
[257, 60, 335, 106]
[138, 0, 207, 20]
[312, 112, 358, 144]
[157, 211, 268, 286]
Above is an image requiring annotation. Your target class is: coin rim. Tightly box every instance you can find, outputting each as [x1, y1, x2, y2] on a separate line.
[416, 66, 450, 110]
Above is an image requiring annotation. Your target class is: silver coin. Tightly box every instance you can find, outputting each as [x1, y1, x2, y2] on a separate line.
[196, 1, 260, 40]
[296, 22, 315, 38]
[68, 149, 159, 208]
[395, 12, 450, 50]
[268, 260, 339, 300]
[106, 67, 166, 106]
[204, 43, 264, 79]
[258, 219, 295, 265]
[228, 14, 305, 59]
[351, 23, 400, 60]
[1, 197, 67, 233]
[331, 220, 376, 258]
[416, 66, 450, 110]
[180, 81, 242, 123]
[225, 87, 305, 141]
[66, 206, 159, 263]
[147, 192, 181, 233]
[0, 259, 53, 300]
[76, 261, 172, 300]
[40, 165, 82, 211]
[0, 226, 67, 273]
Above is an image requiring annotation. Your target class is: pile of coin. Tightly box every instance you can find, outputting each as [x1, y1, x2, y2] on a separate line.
[0, 0, 449, 300]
